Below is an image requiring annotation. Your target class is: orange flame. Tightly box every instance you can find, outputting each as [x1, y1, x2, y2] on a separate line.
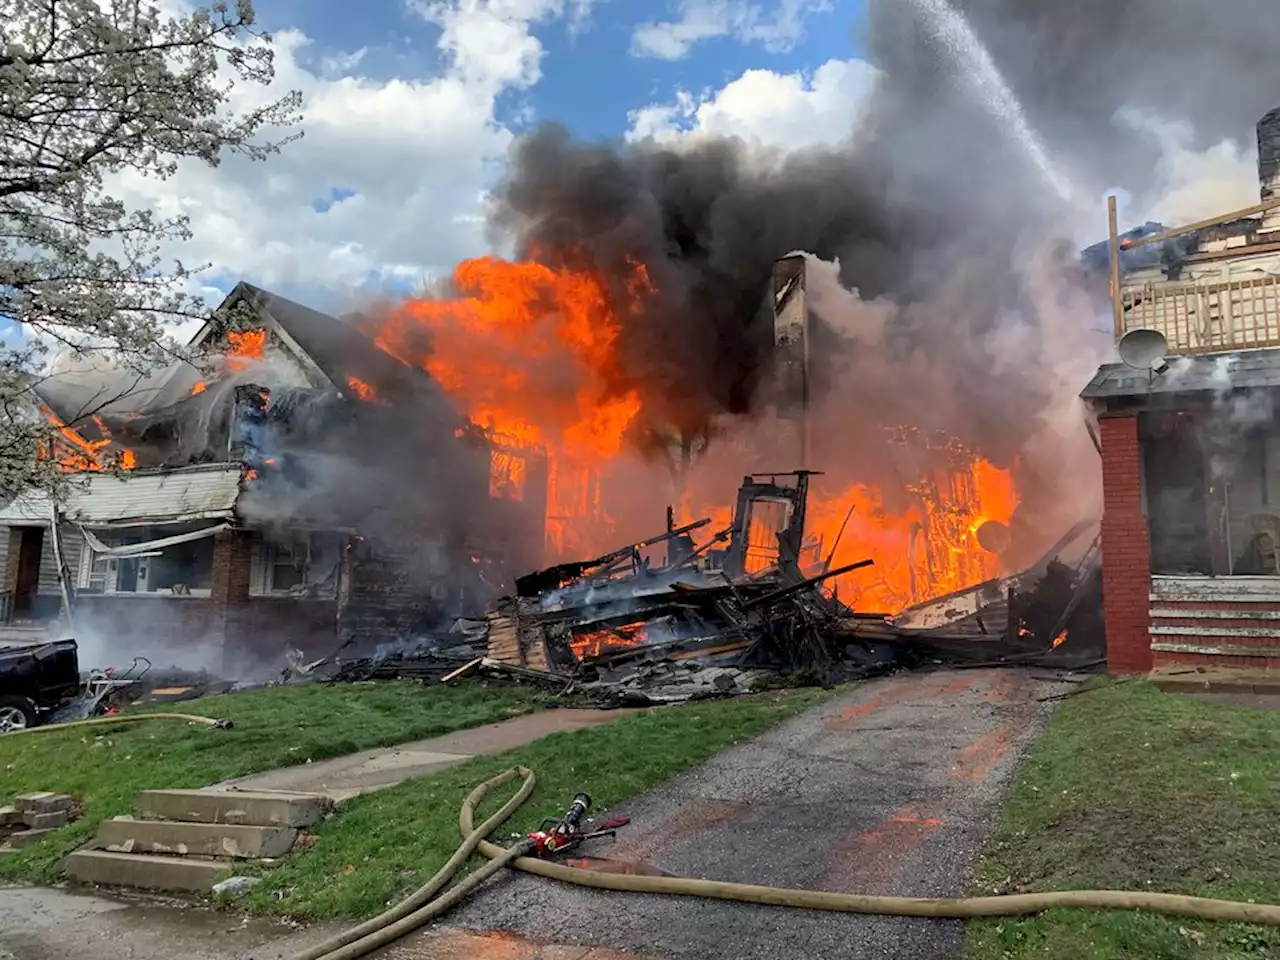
[374, 255, 644, 459]
[226, 329, 266, 372]
[362, 251, 1020, 609]
[368, 254, 648, 559]
[191, 380, 207, 395]
[346, 376, 386, 406]
[763, 451, 1017, 610]
[570, 620, 649, 661]
[37, 406, 136, 473]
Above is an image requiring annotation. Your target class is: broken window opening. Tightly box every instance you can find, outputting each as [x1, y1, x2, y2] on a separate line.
[743, 497, 794, 574]
[489, 449, 528, 502]
[77, 524, 217, 596]
[1143, 403, 1280, 577]
[257, 531, 343, 598]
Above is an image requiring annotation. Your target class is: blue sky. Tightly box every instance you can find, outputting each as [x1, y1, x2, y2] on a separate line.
[74, 0, 890, 332]
[256, 0, 870, 141]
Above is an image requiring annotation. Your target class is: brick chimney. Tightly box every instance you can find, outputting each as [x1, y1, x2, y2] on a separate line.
[1257, 106, 1280, 234]
[772, 255, 809, 467]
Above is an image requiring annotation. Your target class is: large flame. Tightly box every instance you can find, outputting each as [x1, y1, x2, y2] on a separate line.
[804, 453, 1018, 611]
[38, 407, 136, 473]
[365, 252, 1019, 608]
[370, 254, 648, 558]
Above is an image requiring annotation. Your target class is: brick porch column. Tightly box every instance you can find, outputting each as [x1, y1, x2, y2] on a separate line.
[211, 530, 252, 603]
[212, 530, 252, 674]
[1099, 415, 1153, 674]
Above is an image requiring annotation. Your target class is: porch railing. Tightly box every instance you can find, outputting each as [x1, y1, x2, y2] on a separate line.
[1120, 275, 1280, 354]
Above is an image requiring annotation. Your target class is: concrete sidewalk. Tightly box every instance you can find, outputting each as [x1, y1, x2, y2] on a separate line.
[215, 708, 636, 801]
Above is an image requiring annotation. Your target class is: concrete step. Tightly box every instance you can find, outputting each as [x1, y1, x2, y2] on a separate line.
[135, 789, 330, 828]
[65, 850, 232, 893]
[93, 817, 298, 859]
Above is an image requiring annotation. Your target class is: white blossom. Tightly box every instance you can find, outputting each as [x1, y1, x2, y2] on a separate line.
[0, 0, 301, 491]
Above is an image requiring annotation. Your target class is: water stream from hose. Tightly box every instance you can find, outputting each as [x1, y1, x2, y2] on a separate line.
[904, 0, 1074, 204]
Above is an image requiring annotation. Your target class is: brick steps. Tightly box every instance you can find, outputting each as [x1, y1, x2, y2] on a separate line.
[66, 788, 330, 894]
[1149, 664, 1280, 694]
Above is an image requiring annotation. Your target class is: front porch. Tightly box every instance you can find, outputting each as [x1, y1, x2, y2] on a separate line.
[0, 466, 346, 676]
[1087, 376, 1280, 672]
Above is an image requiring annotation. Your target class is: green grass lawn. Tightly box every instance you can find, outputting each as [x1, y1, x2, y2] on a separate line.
[968, 681, 1280, 960]
[239, 687, 833, 920]
[0, 680, 547, 883]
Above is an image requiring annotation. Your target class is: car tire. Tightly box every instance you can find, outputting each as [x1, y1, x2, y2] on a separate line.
[0, 695, 39, 734]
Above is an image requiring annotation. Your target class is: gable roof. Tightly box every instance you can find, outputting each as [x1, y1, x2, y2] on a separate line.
[193, 283, 459, 419]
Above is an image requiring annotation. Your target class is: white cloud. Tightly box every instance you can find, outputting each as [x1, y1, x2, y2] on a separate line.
[626, 58, 881, 150]
[630, 0, 831, 60]
[1116, 107, 1260, 227]
[112, 0, 584, 330]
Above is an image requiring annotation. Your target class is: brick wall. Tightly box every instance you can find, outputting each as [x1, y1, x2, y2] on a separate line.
[224, 597, 338, 676]
[77, 595, 225, 650]
[73, 530, 340, 678]
[1099, 415, 1153, 673]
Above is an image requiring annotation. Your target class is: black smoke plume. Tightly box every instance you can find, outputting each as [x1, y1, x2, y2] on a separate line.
[484, 0, 1278, 564]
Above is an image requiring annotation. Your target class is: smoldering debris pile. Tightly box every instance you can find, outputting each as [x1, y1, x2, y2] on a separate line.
[306, 470, 1105, 704]
[479, 476, 891, 706]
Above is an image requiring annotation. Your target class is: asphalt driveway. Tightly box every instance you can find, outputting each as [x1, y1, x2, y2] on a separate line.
[391, 668, 1066, 960]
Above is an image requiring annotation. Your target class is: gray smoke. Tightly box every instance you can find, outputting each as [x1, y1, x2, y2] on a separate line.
[879, 0, 1280, 206]
[480, 0, 1279, 567]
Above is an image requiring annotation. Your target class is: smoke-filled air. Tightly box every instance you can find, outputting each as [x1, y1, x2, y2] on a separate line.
[350, 0, 1280, 612]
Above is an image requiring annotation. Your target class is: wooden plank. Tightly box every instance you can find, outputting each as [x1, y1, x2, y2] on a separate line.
[441, 657, 483, 683]
[485, 613, 522, 666]
[1121, 195, 1280, 250]
[1108, 195, 1124, 338]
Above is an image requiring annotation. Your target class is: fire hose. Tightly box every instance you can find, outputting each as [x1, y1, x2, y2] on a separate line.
[294, 765, 1280, 960]
[6, 713, 231, 736]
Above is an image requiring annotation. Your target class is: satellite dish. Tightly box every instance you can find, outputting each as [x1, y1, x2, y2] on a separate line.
[1118, 328, 1169, 375]
[976, 520, 1011, 554]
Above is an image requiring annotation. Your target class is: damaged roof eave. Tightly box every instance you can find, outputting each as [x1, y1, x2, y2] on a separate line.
[1081, 347, 1280, 400]
[71, 509, 237, 530]
[61, 462, 244, 529]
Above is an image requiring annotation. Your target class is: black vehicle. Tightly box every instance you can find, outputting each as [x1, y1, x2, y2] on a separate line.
[0, 638, 80, 733]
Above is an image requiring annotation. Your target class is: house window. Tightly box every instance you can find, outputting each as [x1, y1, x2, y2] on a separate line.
[85, 551, 109, 593]
[77, 526, 217, 596]
[149, 537, 215, 593]
[272, 541, 307, 592]
[254, 532, 342, 598]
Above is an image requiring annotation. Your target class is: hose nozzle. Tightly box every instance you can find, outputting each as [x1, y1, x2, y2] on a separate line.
[563, 793, 591, 833]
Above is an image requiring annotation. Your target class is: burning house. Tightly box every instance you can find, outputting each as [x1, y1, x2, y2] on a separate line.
[1086, 105, 1280, 674]
[0, 283, 546, 675]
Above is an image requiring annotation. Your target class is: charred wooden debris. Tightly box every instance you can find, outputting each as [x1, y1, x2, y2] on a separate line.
[306, 472, 1105, 701]
[475, 471, 899, 704]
